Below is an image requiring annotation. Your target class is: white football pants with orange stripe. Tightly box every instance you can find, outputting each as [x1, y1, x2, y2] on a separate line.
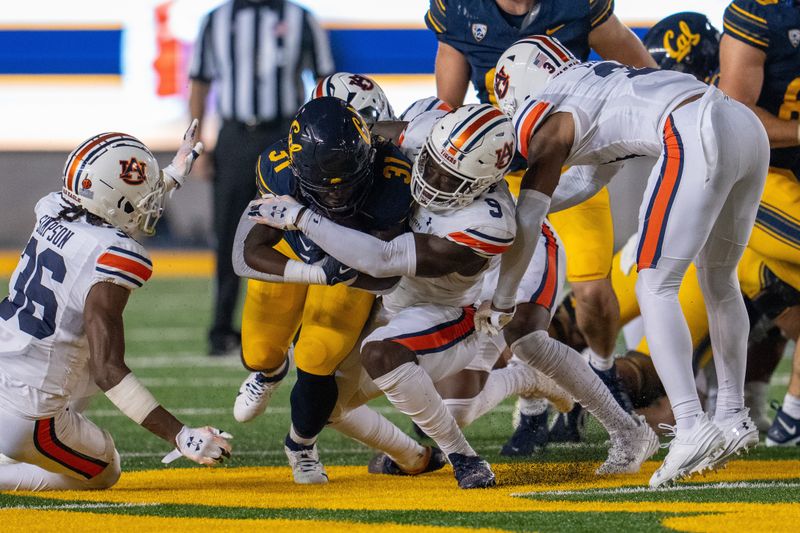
[0, 402, 120, 491]
[634, 90, 768, 430]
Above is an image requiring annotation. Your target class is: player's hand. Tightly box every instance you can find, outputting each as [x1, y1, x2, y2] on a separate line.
[166, 426, 232, 466]
[475, 300, 515, 336]
[248, 195, 308, 231]
[162, 118, 204, 191]
[320, 256, 357, 286]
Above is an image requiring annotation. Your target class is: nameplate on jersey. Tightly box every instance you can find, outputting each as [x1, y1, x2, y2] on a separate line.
[35, 215, 75, 249]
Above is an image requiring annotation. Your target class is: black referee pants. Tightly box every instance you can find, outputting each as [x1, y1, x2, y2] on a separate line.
[209, 119, 291, 348]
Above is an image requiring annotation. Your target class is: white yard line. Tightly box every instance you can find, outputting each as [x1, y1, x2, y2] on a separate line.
[2, 502, 158, 510]
[512, 480, 800, 498]
[138, 377, 244, 388]
[125, 354, 243, 368]
[125, 327, 203, 343]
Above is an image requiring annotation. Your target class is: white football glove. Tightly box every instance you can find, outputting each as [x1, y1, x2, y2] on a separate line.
[474, 300, 516, 336]
[162, 118, 204, 191]
[162, 426, 232, 466]
[248, 195, 308, 231]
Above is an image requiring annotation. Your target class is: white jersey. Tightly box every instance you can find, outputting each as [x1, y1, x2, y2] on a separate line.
[0, 193, 152, 417]
[513, 62, 707, 167]
[397, 96, 451, 162]
[383, 182, 516, 312]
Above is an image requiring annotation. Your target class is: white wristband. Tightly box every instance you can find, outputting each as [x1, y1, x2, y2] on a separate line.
[283, 259, 326, 285]
[105, 373, 160, 424]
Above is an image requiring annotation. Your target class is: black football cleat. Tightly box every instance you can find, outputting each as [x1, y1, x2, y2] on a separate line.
[500, 411, 549, 456]
[368, 446, 446, 475]
[549, 404, 587, 443]
[448, 453, 496, 489]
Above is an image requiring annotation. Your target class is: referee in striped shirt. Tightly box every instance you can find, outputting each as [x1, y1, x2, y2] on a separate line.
[189, 0, 334, 356]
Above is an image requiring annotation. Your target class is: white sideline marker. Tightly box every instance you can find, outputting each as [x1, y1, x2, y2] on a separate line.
[512, 480, 800, 497]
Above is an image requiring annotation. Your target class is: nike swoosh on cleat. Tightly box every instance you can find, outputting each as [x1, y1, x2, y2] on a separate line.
[778, 417, 797, 434]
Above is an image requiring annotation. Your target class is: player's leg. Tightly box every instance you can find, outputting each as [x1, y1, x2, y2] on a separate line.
[283, 284, 374, 484]
[362, 305, 494, 489]
[234, 278, 306, 422]
[748, 168, 800, 266]
[767, 308, 800, 446]
[0, 407, 120, 491]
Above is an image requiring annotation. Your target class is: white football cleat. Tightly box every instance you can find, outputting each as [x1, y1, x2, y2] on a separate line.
[692, 409, 759, 474]
[596, 414, 659, 475]
[649, 414, 725, 488]
[284, 441, 329, 485]
[233, 356, 290, 423]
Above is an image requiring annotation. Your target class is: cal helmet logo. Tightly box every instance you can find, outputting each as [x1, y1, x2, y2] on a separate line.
[495, 142, 514, 169]
[472, 23, 487, 42]
[789, 29, 800, 48]
[494, 66, 510, 99]
[119, 157, 148, 185]
[288, 119, 303, 156]
[663, 21, 701, 62]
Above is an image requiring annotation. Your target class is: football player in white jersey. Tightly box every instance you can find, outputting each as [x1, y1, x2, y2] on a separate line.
[0, 123, 233, 491]
[482, 35, 769, 487]
[251, 104, 658, 488]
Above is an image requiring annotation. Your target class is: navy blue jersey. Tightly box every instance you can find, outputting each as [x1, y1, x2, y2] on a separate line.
[256, 138, 412, 263]
[723, 0, 800, 176]
[426, 0, 614, 105]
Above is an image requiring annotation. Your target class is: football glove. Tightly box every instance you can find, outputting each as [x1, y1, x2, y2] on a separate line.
[475, 300, 516, 336]
[162, 426, 233, 466]
[248, 195, 308, 231]
[162, 119, 204, 191]
[320, 255, 357, 286]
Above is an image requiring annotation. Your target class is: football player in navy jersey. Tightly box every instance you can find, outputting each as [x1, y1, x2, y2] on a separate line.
[426, 0, 656, 452]
[232, 97, 413, 484]
[718, 0, 800, 447]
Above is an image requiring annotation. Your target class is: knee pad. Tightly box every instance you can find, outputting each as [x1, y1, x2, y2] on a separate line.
[241, 340, 287, 372]
[510, 330, 567, 377]
[290, 370, 338, 439]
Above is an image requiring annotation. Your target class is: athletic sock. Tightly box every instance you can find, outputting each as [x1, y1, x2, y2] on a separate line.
[518, 396, 549, 416]
[585, 347, 614, 371]
[511, 330, 635, 435]
[259, 357, 289, 381]
[782, 393, 800, 419]
[373, 362, 476, 457]
[289, 369, 338, 440]
[329, 405, 428, 471]
[287, 425, 316, 448]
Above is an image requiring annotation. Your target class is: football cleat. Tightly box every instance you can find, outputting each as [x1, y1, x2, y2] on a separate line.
[692, 409, 759, 474]
[649, 414, 725, 488]
[284, 436, 329, 485]
[500, 411, 549, 457]
[765, 404, 800, 447]
[591, 362, 635, 414]
[368, 446, 446, 476]
[549, 404, 587, 443]
[448, 453, 496, 489]
[597, 414, 659, 475]
[233, 355, 291, 423]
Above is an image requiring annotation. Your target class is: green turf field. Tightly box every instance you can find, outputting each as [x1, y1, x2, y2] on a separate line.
[1, 277, 799, 532]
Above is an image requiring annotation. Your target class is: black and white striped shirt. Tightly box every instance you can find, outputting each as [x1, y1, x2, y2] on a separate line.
[189, 0, 335, 123]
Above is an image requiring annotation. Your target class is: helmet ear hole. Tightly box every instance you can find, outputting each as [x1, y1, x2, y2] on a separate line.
[123, 201, 135, 214]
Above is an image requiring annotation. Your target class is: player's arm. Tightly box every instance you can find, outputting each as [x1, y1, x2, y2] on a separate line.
[242, 223, 288, 276]
[589, 14, 657, 68]
[435, 42, 471, 108]
[85, 283, 231, 465]
[371, 121, 409, 145]
[719, 35, 799, 148]
[248, 198, 486, 278]
[487, 113, 573, 321]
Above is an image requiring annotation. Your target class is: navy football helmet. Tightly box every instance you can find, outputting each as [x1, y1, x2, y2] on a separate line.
[288, 97, 376, 219]
[643, 12, 720, 82]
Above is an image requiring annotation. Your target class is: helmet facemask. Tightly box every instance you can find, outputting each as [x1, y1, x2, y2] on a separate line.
[136, 176, 168, 236]
[411, 144, 494, 211]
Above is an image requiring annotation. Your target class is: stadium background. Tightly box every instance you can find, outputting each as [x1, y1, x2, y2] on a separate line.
[0, 0, 733, 253]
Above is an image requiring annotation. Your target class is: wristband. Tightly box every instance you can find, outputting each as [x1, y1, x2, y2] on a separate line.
[105, 373, 160, 424]
[283, 259, 326, 285]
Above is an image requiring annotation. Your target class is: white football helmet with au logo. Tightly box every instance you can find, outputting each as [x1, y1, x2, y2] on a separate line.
[411, 104, 515, 211]
[62, 133, 165, 235]
[313, 72, 395, 126]
[494, 35, 580, 117]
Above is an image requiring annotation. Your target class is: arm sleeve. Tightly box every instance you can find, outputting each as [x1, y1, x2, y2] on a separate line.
[188, 13, 216, 82]
[493, 190, 551, 309]
[445, 226, 515, 258]
[722, 0, 771, 52]
[232, 208, 287, 283]
[589, 0, 615, 29]
[301, 9, 335, 77]
[92, 241, 153, 291]
[298, 212, 417, 278]
[425, 0, 448, 37]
